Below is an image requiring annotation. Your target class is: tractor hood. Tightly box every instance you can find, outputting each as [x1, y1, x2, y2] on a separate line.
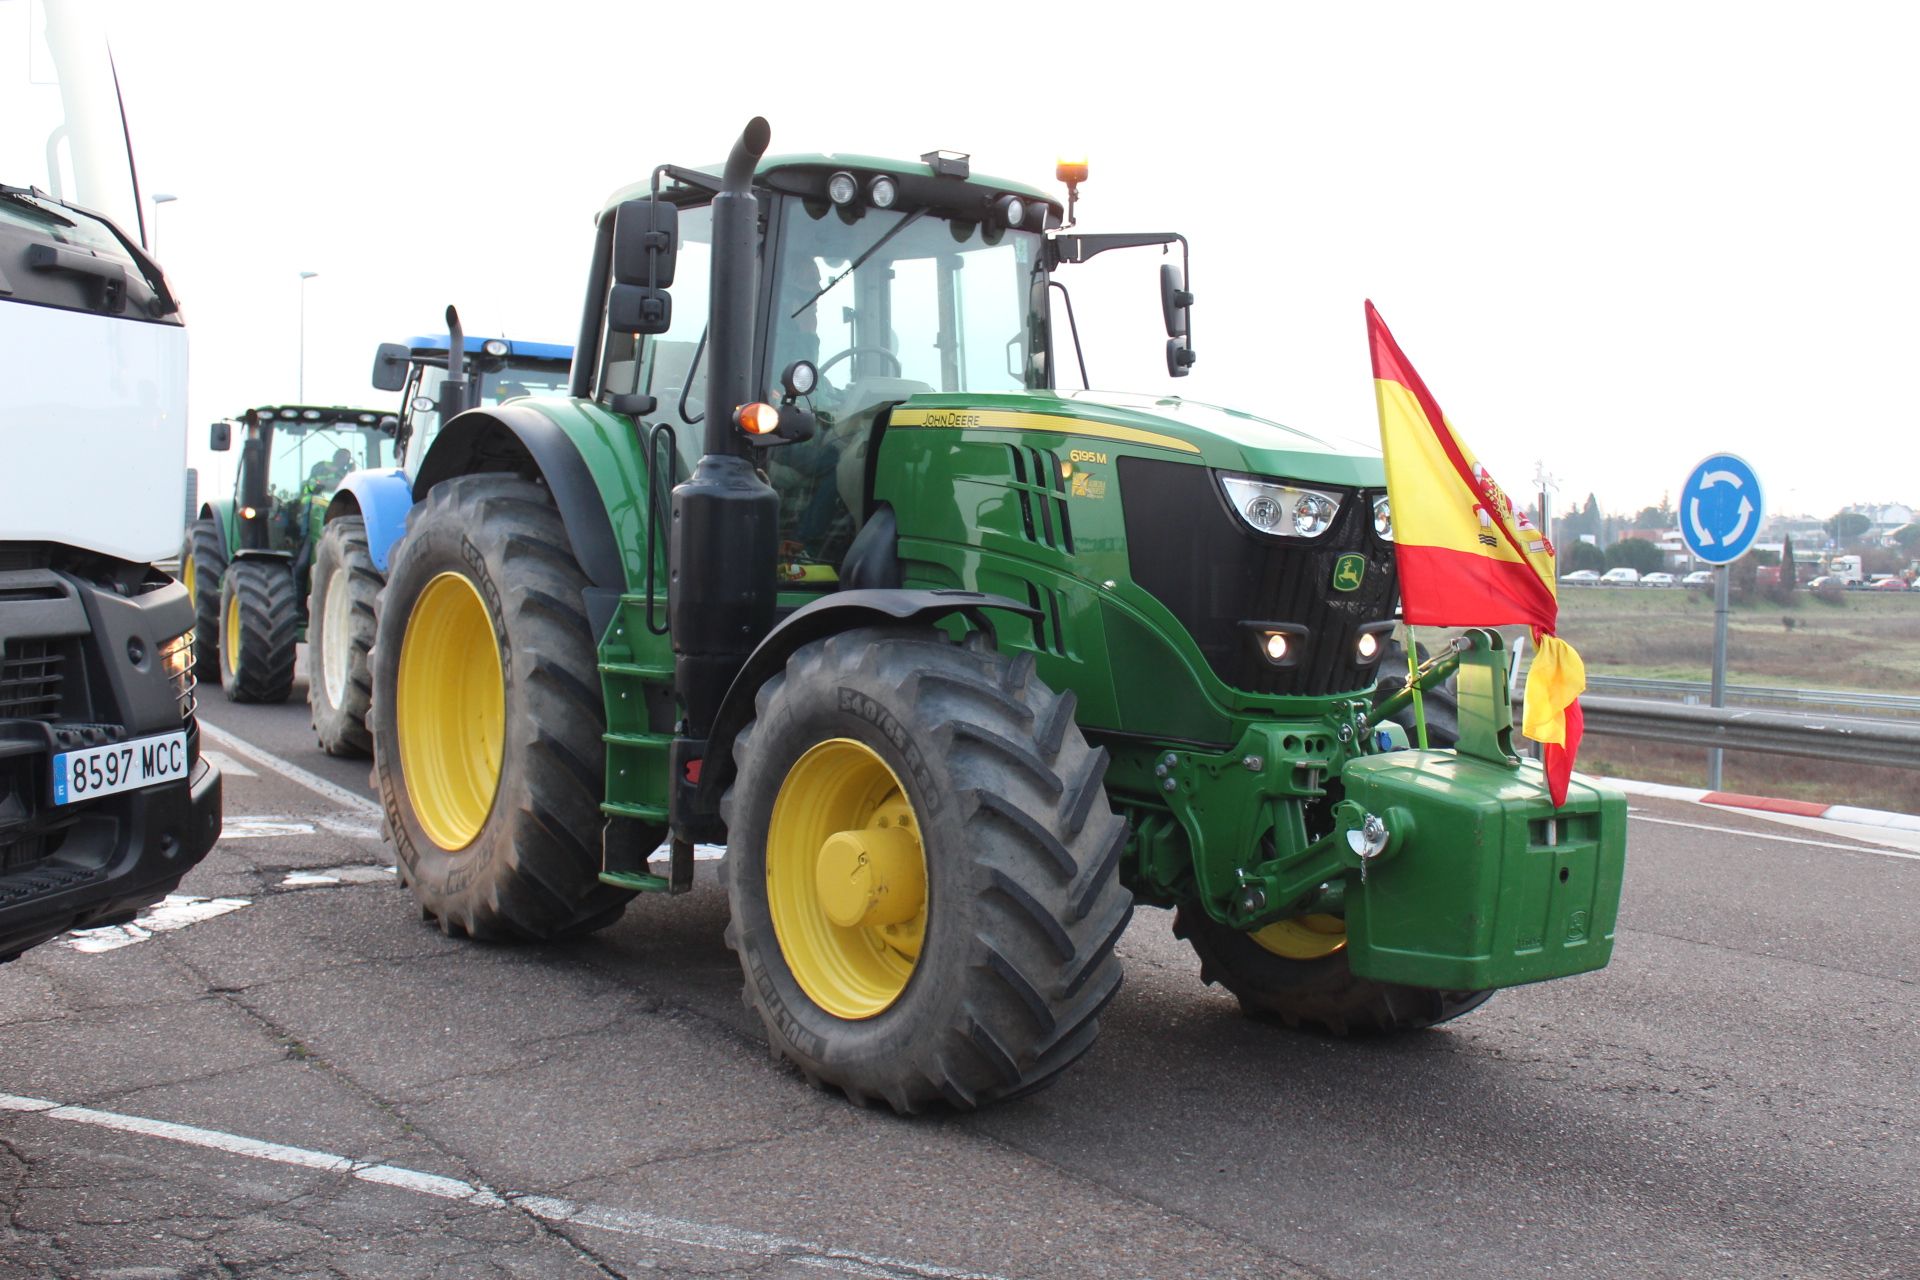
[890, 390, 1385, 489]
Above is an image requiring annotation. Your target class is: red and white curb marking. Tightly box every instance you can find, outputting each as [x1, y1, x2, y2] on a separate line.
[1600, 776, 1920, 834]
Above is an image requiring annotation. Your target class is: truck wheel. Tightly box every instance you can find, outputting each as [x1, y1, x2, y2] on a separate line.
[369, 474, 633, 941]
[218, 561, 299, 704]
[182, 519, 227, 677]
[308, 517, 380, 757]
[1174, 907, 1493, 1034]
[721, 628, 1132, 1112]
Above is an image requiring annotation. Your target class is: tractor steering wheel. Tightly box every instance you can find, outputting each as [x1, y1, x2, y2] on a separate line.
[817, 346, 902, 380]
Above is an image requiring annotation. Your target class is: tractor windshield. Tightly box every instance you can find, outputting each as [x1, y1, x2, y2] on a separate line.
[266, 422, 396, 502]
[766, 200, 1042, 403]
[402, 356, 570, 476]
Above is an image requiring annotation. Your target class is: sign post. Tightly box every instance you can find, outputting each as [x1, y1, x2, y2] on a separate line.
[1678, 454, 1765, 789]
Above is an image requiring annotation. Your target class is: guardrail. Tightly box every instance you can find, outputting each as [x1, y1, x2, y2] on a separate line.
[1576, 696, 1920, 772]
[1583, 675, 1920, 716]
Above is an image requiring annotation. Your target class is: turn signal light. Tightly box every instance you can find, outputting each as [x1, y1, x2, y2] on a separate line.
[734, 402, 781, 436]
[241, 505, 258, 520]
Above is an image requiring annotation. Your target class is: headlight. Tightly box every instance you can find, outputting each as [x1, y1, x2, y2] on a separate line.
[1219, 474, 1343, 539]
[160, 630, 196, 720]
[1372, 494, 1393, 541]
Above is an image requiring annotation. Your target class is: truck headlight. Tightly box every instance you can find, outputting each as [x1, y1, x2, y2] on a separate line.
[160, 630, 197, 720]
[1219, 474, 1343, 539]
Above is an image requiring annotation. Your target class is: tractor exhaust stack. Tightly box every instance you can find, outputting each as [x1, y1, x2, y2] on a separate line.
[668, 117, 779, 834]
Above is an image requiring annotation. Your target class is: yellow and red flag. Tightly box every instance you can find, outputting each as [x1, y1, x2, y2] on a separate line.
[1366, 300, 1585, 806]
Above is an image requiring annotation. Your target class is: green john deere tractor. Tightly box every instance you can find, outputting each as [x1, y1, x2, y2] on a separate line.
[370, 119, 1627, 1112]
[181, 405, 397, 702]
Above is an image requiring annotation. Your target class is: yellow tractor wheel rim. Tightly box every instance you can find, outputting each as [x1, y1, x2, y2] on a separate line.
[182, 552, 195, 600]
[396, 571, 504, 851]
[1251, 914, 1348, 961]
[766, 738, 928, 1020]
[223, 591, 240, 678]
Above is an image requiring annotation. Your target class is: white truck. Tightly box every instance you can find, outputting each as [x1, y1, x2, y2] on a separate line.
[1826, 554, 1865, 586]
[1, 0, 221, 961]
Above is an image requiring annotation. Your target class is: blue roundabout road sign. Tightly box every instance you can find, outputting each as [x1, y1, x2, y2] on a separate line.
[1679, 453, 1765, 565]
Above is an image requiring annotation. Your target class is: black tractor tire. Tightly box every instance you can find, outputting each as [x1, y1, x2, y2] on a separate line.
[182, 518, 227, 678]
[721, 627, 1133, 1113]
[307, 517, 380, 757]
[218, 560, 299, 704]
[1175, 907, 1494, 1035]
[1373, 637, 1460, 748]
[369, 474, 634, 942]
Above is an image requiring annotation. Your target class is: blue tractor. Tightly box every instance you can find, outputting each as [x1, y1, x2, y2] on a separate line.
[305, 309, 572, 755]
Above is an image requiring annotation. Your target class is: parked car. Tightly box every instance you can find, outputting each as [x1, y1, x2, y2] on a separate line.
[1805, 575, 1840, 589]
[1872, 576, 1910, 591]
[1683, 570, 1714, 587]
[1641, 572, 1676, 587]
[1560, 569, 1601, 585]
[1599, 567, 1641, 585]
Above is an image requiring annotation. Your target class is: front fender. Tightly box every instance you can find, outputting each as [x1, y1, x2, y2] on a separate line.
[326, 467, 415, 573]
[693, 588, 1040, 812]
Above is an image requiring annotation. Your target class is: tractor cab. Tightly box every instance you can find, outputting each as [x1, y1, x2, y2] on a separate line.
[592, 153, 1078, 587]
[371, 334, 572, 476]
[218, 405, 397, 561]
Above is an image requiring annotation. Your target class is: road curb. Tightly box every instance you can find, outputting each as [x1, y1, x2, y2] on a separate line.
[1596, 774, 1920, 833]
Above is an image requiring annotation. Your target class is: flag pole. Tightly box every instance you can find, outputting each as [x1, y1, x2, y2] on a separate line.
[1406, 629, 1428, 749]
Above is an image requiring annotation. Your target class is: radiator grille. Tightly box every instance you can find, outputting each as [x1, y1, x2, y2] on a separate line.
[0, 640, 64, 721]
[1119, 458, 1398, 697]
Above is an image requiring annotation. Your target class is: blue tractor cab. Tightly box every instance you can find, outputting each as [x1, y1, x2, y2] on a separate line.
[305, 307, 573, 755]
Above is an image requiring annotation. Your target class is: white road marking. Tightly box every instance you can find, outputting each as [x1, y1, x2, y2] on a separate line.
[0, 1093, 1013, 1280]
[200, 749, 257, 778]
[58, 895, 251, 953]
[1629, 813, 1920, 862]
[198, 721, 382, 821]
[652, 843, 727, 863]
[221, 816, 316, 840]
[280, 865, 397, 888]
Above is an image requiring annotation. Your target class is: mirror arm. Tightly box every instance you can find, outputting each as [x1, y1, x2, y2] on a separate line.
[1047, 231, 1184, 267]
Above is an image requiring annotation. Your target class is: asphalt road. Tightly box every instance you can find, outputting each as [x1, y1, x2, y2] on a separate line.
[3, 657, 1915, 1279]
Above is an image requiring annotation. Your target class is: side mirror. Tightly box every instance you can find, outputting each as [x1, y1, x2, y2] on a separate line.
[1159, 263, 1192, 338]
[1166, 338, 1196, 378]
[613, 198, 678, 287]
[371, 342, 410, 392]
[607, 282, 672, 336]
[209, 421, 232, 451]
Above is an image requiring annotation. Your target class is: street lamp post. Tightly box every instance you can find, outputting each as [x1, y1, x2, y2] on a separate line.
[148, 192, 176, 255]
[298, 271, 319, 402]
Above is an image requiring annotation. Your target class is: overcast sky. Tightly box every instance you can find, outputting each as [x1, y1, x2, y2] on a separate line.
[113, 0, 1916, 523]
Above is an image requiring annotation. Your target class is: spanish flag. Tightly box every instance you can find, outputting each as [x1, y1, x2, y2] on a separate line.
[1367, 301, 1585, 806]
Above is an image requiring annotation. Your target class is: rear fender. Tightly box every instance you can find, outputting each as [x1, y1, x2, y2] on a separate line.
[411, 401, 644, 597]
[325, 468, 415, 573]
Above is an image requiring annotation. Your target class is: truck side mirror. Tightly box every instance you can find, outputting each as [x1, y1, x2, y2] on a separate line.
[1159, 263, 1192, 338]
[371, 342, 410, 392]
[614, 198, 678, 287]
[209, 421, 232, 451]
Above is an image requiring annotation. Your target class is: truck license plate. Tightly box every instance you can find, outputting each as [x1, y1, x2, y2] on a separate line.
[51, 732, 189, 806]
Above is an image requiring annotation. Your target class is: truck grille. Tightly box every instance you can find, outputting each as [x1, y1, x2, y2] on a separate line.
[1119, 458, 1398, 697]
[0, 640, 64, 721]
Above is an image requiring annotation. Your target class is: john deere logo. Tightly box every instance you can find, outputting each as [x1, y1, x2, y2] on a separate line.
[1332, 554, 1366, 592]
